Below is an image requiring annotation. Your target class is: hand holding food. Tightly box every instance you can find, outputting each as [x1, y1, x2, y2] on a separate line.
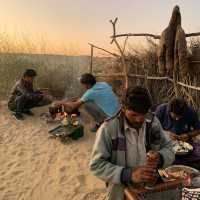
[132, 165, 157, 184]
[147, 150, 160, 168]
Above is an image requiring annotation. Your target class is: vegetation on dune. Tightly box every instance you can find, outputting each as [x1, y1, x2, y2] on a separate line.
[0, 33, 90, 100]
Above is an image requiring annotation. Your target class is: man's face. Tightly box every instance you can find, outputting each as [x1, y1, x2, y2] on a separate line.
[170, 112, 183, 121]
[124, 108, 146, 129]
[23, 76, 34, 83]
[82, 83, 92, 90]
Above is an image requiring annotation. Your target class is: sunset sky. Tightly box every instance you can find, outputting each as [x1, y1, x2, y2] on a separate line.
[0, 0, 199, 55]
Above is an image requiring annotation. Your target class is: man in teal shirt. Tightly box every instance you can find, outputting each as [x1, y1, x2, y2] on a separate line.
[55, 73, 120, 131]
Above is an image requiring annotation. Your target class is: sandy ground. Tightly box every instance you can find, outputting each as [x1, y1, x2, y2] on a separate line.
[0, 101, 106, 200]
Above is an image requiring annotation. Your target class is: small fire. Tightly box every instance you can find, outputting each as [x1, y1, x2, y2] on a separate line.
[61, 112, 68, 126]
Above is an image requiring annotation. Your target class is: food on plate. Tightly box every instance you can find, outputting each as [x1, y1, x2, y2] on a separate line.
[173, 141, 193, 154]
[159, 165, 198, 181]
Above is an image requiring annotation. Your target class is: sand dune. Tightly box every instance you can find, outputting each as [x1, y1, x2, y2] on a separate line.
[0, 101, 105, 200]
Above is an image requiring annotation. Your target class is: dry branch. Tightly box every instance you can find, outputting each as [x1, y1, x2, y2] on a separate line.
[110, 18, 129, 89]
[111, 33, 161, 39]
[186, 32, 200, 37]
[191, 61, 200, 63]
[122, 36, 129, 54]
[111, 32, 200, 40]
[177, 81, 200, 91]
[88, 43, 120, 58]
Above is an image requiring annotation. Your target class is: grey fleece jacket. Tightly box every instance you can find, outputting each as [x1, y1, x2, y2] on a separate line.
[89, 115, 179, 200]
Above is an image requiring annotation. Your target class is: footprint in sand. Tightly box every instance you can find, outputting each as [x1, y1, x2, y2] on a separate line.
[0, 186, 5, 191]
[77, 174, 86, 185]
[15, 150, 24, 157]
[12, 170, 22, 176]
[58, 166, 68, 184]
[0, 136, 3, 144]
[7, 162, 15, 168]
[48, 179, 54, 185]
[59, 175, 66, 184]
[59, 166, 66, 173]
[0, 171, 6, 176]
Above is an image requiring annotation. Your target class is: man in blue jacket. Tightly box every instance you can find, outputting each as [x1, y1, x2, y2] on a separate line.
[155, 98, 200, 169]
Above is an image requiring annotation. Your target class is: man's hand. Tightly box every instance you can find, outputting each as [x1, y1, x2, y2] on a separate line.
[178, 134, 189, 142]
[54, 100, 65, 107]
[131, 166, 157, 184]
[147, 151, 160, 168]
[166, 131, 178, 141]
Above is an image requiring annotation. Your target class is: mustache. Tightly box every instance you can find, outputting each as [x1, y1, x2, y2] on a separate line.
[132, 123, 143, 128]
[128, 121, 143, 129]
[125, 117, 144, 128]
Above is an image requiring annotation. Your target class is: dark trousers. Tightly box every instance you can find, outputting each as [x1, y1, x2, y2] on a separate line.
[8, 94, 44, 113]
[82, 101, 108, 124]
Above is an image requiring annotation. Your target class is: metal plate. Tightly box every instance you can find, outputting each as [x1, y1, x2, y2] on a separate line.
[173, 141, 193, 155]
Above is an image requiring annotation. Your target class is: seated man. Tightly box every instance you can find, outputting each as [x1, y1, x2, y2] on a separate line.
[90, 86, 177, 200]
[8, 69, 52, 120]
[55, 73, 120, 131]
[155, 98, 200, 169]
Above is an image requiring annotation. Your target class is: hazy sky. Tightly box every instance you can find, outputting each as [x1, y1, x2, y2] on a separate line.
[0, 0, 199, 55]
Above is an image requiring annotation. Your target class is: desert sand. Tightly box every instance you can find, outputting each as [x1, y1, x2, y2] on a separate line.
[0, 101, 106, 200]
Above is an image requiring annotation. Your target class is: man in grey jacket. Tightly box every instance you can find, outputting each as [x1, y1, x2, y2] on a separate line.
[90, 86, 179, 200]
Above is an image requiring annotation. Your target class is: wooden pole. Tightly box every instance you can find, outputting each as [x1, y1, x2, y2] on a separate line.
[90, 45, 93, 73]
[88, 43, 120, 58]
[144, 69, 148, 89]
[173, 69, 178, 98]
[143, 61, 148, 89]
[110, 18, 129, 90]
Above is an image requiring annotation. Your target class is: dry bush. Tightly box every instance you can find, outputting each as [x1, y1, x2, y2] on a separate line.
[0, 33, 89, 100]
[0, 54, 87, 100]
[108, 37, 200, 111]
[178, 38, 200, 111]
[91, 53, 124, 97]
[122, 38, 172, 105]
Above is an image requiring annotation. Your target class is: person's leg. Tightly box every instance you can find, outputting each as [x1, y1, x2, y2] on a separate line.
[8, 95, 28, 120]
[24, 93, 44, 110]
[14, 94, 40, 115]
[31, 92, 53, 107]
[22, 94, 44, 115]
[82, 101, 108, 124]
[15, 95, 29, 113]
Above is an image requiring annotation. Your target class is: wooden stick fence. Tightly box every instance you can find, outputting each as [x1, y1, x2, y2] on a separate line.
[94, 72, 200, 92]
[88, 17, 200, 93]
[89, 42, 200, 92]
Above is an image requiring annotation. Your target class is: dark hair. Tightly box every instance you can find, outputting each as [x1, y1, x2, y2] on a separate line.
[124, 86, 152, 114]
[23, 69, 37, 77]
[80, 73, 96, 86]
[169, 98, 187, 116]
